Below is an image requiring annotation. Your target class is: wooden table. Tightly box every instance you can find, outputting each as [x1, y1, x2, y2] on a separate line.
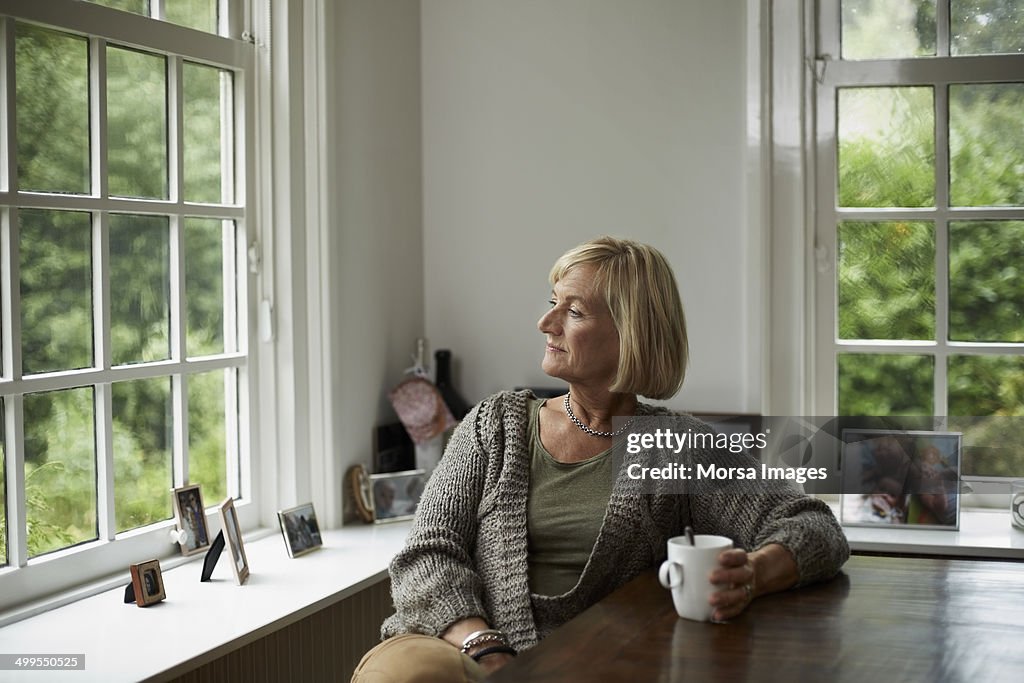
[488, 555, 1024, 682]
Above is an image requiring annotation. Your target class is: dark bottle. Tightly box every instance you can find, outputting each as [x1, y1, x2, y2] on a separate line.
[434, 349, 470, 420]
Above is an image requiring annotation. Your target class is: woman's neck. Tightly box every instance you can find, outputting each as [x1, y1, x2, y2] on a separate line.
[566, 386, 637, 429]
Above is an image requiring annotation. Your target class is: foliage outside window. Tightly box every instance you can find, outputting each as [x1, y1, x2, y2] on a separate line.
[0, 0, 249, 576]
[820, 0, 1024, 478]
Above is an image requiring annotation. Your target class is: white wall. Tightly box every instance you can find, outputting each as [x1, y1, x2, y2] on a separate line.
[323, 0, 425, 520]
[315, 0, 763, 512]
[421, 0, 761, 412]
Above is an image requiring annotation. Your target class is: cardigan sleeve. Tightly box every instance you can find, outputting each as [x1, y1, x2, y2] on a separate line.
[679, 420, 850, 586]
[380, 399, 495, 640]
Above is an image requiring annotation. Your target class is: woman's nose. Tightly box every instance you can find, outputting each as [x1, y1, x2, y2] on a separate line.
[538, 308, 559, 334]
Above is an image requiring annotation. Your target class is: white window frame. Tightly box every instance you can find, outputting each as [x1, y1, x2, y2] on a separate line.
[809, 1, 1024, 495]
[0, 0, 260, 615]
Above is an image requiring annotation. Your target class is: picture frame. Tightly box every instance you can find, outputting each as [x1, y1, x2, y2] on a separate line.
[373, 422, 416, 473]
[277, 502, 323, 558]
[172, 484, 211, 556]
[129, 559, 166, 607]
[370, 469, 427, 523]
[840, 429, 962, 530]
[219, 497, 250, 584]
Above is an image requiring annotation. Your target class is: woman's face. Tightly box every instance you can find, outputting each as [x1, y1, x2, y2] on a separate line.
[537, 265, 620, 389]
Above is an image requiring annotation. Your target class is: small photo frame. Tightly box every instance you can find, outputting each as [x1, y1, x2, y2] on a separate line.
[277, 503, 323, 558]
[129, 559, 166, 607]
[219, 497, 250, 584]
[172, 484, 211, 556]
[370, 469, 427, 523]
[840, 429, 962, 530]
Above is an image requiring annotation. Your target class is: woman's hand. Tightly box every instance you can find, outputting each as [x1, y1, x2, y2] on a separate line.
[708, 543, 799, 622]
[442, 617, 516, 674]
[708, 548, 756, 622]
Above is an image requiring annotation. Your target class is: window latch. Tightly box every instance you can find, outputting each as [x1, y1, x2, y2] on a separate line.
[248, 241, 262, 274]
[808, 54, 831, 85]
[814, 245, 831, 273]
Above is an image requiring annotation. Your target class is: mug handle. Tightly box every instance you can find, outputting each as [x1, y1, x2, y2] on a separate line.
[658, 560, 684, 589]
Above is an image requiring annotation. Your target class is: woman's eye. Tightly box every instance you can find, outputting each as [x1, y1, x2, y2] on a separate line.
[569, 308, 582, 318]
[547, 298, 557, 308]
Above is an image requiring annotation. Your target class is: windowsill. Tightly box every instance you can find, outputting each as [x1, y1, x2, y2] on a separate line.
[2, 508, 1021, 681]
[0, 521, 411, 682]
[832, 504, 1024, 559]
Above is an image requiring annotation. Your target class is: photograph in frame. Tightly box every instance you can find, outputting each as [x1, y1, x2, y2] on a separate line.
[219, 497, 250, 584]
[370, 469, 427, 523]
[172, 484, 211, 556]
[277, 502, 323, 558]
[129, 559, 166, 607]
[840, 429, 961, 530]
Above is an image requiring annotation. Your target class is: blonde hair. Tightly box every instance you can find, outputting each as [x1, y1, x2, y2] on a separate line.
[549, 236, 688, 399]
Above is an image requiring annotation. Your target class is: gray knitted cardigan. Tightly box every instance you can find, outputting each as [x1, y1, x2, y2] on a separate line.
[382, 390, 849, 651]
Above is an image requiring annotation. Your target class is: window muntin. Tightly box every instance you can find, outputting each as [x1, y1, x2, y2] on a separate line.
[0, 0, 252, 604]
[817, 1, 1024, 479]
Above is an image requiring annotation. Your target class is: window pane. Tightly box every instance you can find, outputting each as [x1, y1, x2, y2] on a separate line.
[87, 0, 150, 15]
[838, 87, 935, 207]
[166, 0, 219, 34]
[15, 24, 90, 195]
[949, 221, 1024, 342]
[185, 218, 225, 357]
[949, 83, 1024, 207]
[110, 214, 171, 365]
[113, 378, 172, 533]
[184, 63, 230, 203]
[951, 0, 1024, 55]
[20, 209, 93, 375]
[107, 45, 168, 199]
[838, 221, 935, 340]
[838, 354, 934, 415]
[842, 0, 936, 60]
[949, 355, 1024, 477]
[24, 388, 97, 558]
[189, 370, 229, 504]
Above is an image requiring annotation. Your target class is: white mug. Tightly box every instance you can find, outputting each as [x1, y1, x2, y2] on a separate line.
[658, 534, 733, 621]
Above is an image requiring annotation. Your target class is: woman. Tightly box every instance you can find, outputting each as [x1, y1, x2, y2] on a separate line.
[352, 237, 849, 682]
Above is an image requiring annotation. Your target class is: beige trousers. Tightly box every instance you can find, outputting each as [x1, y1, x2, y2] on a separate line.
[351, 634, 487, 683]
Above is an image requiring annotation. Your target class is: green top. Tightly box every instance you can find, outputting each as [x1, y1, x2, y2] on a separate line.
[526, 398, 614, 596]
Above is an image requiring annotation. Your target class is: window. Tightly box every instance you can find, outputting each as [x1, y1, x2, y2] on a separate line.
[814, 0, 1024, 479]
[0, 0, 254, 608]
